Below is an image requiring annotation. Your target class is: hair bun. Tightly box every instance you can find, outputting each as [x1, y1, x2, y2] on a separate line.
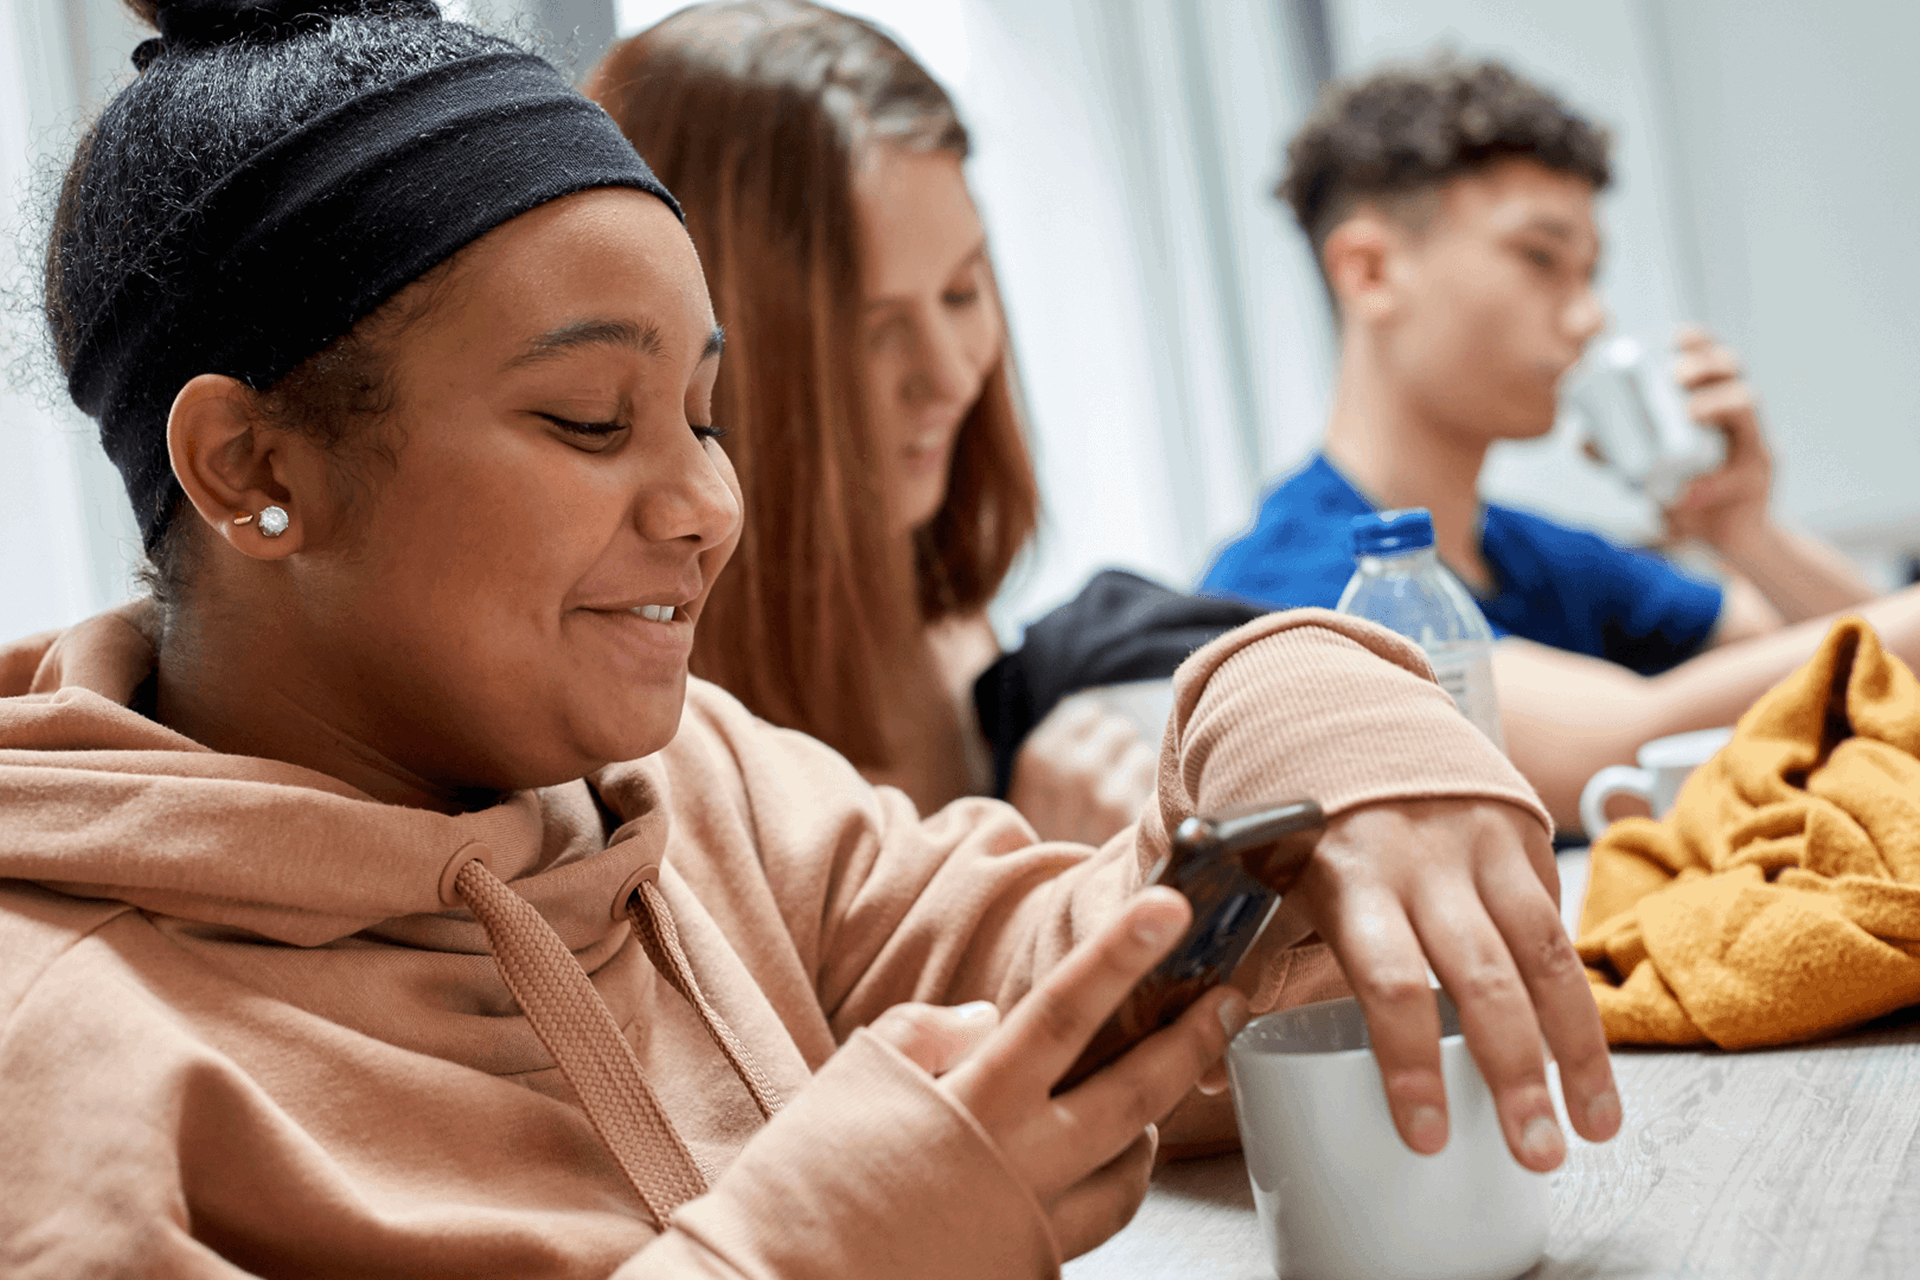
[140, 0, 439, 50]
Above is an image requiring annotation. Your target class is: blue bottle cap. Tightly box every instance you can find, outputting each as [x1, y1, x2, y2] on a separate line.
[1350, 508, 1435, 557]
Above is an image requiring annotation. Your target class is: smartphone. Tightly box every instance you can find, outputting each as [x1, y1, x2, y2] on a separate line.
[1053, 798, 1326, 1093]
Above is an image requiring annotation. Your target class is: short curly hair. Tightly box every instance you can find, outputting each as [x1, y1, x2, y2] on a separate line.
[1280, 55, 1612, 272]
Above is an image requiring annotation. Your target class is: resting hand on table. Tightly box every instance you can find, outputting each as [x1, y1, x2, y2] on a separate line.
[1008, 696, 1158, 846]
[868, 888, 1243, 1260]
[1297, 796, 1621, 1172]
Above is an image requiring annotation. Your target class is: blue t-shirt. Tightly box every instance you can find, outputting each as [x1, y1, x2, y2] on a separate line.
[1200, 454, 1723, 676]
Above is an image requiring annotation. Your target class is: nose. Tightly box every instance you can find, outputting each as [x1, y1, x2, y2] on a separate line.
[1565, 283, 1607, 349]
[904, 310, 975, 408]
[634, 427, 740, 550]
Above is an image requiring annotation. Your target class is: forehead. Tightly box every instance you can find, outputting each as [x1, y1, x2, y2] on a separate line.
[1430, 158, 1600, 252]
[853, 147, 984, 296]
[416, 187, 714, 355]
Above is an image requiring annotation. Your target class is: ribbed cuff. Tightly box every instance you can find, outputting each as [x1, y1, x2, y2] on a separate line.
[1162, 609, 1550, 836]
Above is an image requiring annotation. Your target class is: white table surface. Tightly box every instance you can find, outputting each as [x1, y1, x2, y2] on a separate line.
[1064, 852, 1920, 1280]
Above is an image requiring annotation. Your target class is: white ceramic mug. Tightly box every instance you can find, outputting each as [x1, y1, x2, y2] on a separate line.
[1227, 994, 1549, 1280]
[1578, 725, 1734, 836]
[1560, 333, 1725, 505]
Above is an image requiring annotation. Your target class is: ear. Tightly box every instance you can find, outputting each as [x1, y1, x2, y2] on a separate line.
[1322, 211, 1404, 327]
[165, 374, 329, 561]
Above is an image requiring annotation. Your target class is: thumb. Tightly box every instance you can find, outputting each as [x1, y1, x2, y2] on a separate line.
[868, 1000, 1001, 1076]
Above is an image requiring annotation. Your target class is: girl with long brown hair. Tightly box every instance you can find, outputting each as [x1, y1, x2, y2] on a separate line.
[589, 0, 1161, 838]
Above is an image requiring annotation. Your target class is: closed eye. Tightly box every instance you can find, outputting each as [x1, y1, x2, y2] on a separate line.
[692, 424, 728, 443]
[540, 413, 626, 439]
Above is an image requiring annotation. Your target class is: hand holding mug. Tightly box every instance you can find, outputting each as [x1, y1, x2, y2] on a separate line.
[1290, 797, 1621, 1172]
[1663, 325, 1774, 547]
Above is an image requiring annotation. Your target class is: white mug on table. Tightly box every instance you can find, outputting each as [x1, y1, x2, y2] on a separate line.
[1227, 994, 1549, 1280]
[1578, 725, 1734, 836]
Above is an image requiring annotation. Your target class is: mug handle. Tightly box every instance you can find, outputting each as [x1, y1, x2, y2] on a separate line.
[1579, 765, 1654, 838]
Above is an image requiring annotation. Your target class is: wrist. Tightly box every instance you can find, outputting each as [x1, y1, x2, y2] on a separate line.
[1703, 511, 1781, 571]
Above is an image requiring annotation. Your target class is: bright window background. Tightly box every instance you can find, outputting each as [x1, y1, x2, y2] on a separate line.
[6, 0, 1920, 648]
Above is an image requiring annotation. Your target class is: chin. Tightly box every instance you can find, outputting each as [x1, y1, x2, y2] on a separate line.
[619, 682, 691, 755]
[534, 685, 688, 784]
[1493, 394, 1561, 441]
[900, 490, 950, 538]
[595, 705, 685, 766]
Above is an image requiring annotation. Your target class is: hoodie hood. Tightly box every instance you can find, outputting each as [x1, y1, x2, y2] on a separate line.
[0, 607, 663, 951]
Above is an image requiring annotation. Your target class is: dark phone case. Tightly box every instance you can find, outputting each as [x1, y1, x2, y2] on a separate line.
[1053, 799, 1325, 1093]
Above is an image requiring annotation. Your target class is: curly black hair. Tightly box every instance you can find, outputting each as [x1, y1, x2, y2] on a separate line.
[1279, 55, 1612, 270]
[44, 0, 516, 603]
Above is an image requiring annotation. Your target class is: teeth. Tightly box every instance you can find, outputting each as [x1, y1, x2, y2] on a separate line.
[631, 604, 677, 623]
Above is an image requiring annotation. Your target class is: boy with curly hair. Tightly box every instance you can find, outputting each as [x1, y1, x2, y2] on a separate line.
[1203, 57, 1889, 827]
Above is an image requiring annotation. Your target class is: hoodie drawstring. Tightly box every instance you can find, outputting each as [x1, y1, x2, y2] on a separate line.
[453, 857, 706, 1226]
[627, 879, 784, 1121]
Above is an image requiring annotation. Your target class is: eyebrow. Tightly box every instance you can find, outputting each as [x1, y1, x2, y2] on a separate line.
[502, 320, 725, 370]
[1515, 217, 1577, 242]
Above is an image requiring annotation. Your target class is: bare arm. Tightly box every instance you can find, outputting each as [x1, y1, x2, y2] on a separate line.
[1709, 526, 1877, 631]
[1708, 576, 1784, 647]
[1497, 582, 1920, 830]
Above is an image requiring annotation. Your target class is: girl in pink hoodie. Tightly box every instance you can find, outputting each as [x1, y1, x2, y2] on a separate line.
[0, 0, 1619, 1275]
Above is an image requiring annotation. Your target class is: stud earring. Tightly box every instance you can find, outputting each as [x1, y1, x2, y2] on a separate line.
[234, 506, 289, 537]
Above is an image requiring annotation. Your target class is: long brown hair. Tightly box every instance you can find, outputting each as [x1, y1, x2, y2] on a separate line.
[589, 1, 1039, 770]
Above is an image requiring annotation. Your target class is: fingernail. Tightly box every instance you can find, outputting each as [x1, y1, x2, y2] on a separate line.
[1218, 991, 1250, 1039]
[951, 1000, 997, 1026]
[1586, 1088, 1622, 1133]
[1408, 1105, 1446, 1153]
[1133, 912, 1180, 947]
[1522, 1116, 1565, 1164]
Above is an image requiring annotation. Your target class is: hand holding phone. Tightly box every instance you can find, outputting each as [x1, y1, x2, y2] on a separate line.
[889, 887, 1236, 1259]
[1053, 798, 1325, 1092]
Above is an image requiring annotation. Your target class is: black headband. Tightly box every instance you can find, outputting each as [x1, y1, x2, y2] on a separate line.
[67, 49, 683, 549]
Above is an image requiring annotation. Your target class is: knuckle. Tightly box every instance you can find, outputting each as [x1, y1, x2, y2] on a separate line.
[1027, 987, 1086, 1048]
[1114, 1075, 1165, 1130]
[1381, 1065, 1445, 1100]
[1094, 945, 1147, 993]
[1191, 1016, 1229, 1070]
[1455, 960, 1526, 1007]
[1529, 926, 1585, 983]
[1355, 968, 1432, 1010]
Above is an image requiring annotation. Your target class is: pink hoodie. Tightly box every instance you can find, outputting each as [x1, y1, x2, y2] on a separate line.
[0, 605, 1543, 1278]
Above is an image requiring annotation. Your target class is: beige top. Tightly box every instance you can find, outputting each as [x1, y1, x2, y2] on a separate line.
[0, 605, 1543, 1278]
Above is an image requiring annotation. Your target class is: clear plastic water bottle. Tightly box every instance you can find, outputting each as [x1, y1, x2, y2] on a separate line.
[1335, 508, 1506, 751]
